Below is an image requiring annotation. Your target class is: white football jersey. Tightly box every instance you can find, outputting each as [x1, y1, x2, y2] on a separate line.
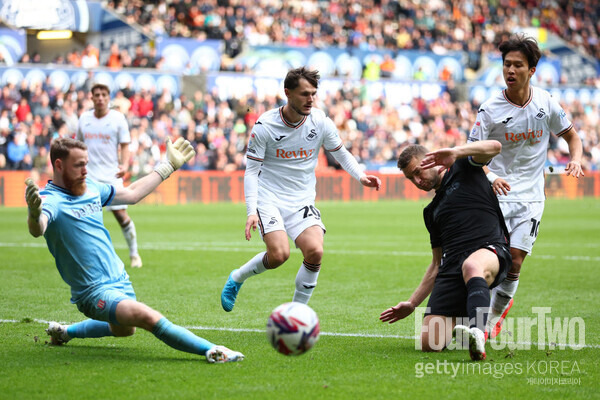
[247, 107, 343, 204]
[468, 86, 572, 202]
[77, 109, 131, 182]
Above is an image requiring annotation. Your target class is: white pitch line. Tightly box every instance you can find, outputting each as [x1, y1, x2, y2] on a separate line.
[1, 319, 597, 349]
[1, 242, 599, 262]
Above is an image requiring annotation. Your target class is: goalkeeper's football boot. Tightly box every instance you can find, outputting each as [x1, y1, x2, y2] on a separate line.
[453, 325, 486, 361]
[205, 345, 245, 363]
[221, 270, 243, 312]
[46, 322, 71, 345]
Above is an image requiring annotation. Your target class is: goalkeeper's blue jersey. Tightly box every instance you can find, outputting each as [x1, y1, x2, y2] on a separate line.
[40, 179, 130, 303]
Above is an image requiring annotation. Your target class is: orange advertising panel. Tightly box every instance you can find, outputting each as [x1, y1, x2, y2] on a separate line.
[2, 170, 599, 207]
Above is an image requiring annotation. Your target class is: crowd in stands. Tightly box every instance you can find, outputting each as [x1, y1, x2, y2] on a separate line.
[1, 78, 599, 178]
[104, 0, 600, 81]
[1, 0, 599, 176]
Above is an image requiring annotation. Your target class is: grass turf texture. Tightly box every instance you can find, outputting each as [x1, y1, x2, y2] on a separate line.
[1, 198, 598, 399]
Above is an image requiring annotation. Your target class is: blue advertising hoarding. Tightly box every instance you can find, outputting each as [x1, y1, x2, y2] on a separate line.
[0, 65, 180, 96]
[237, 46, 465, 82]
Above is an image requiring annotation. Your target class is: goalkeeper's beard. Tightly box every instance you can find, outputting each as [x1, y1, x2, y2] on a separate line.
[64, 175, 87, 196]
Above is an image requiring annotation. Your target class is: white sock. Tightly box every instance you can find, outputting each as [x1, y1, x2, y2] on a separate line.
[490, 278, 519, 315]
[122, 220, 138, 257]
[292, 260, 321, 304]
[232, 251, 267, 282]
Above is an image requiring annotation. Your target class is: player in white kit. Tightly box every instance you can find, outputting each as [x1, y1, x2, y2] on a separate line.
[221, 67, 381, 311]
[77, 83, 143, 268]
[468, 35, 583, 339]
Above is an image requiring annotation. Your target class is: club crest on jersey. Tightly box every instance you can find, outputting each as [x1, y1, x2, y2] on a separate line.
[535, 108, 546, 120]
[305, 129, 318, 141]
[269, 217, 277, 225]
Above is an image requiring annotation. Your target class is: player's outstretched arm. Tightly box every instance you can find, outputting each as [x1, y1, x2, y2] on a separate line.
[24, 178, 48, 237]
[112, 137, 195, 205]
[359, 175, 381, 191]
[562, 129, 584, 178]
[421, 140, 502, 170]
[330, 146, 381, 190]
[380, 248, 441, 323]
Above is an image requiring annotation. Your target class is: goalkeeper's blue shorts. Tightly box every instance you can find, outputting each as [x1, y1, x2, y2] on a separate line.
[76, 281, 136, 324]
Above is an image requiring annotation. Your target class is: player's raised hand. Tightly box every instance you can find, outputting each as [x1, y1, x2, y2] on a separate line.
[155, 137, 196, 180]
[24, 178, 42, 220]
[421, 148, 457, 171]
[360, 175, 381, 191]
[167, 137, 196, 170]
[245, 214, 259, 241]
[565, 160, 584, 178]
[380, 301, 416, 323]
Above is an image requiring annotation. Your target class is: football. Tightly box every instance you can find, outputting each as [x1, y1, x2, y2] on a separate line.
[266, 302, 320, 356]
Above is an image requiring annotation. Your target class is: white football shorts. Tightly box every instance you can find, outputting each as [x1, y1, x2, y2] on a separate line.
[499, 201, 545, 255]
[256, 200, 326, 242]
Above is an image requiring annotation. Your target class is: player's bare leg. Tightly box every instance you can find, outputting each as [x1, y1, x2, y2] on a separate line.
[421, 315, 456, 352]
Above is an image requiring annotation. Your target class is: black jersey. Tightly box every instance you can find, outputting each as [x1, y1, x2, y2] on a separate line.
[423, 157, 509, 257]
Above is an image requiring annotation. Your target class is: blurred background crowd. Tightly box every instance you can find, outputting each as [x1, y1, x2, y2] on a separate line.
[1, 0, 599, 177]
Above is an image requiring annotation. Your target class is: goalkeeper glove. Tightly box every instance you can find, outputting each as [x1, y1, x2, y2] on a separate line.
[25, 178, 42, 220]
[154, 137, 196, 180]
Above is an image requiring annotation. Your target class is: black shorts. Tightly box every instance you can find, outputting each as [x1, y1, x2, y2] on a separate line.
[425, 243, 511, 317]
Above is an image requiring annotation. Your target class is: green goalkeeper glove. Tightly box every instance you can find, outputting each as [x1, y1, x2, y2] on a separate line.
[154, 137, 196, 180]
[24, 178, 42, 220]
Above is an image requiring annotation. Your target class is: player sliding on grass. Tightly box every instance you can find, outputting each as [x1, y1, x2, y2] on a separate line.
[380, 141, 511, 361]
[25, 137, 243, 363]
[221, 67, 381, 312]
[468, 34, 583, 340]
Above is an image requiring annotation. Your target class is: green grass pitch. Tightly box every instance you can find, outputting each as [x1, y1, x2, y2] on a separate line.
[1, 199, 598, 399]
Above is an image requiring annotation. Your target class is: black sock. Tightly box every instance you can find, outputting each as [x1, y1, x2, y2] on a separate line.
[466, 277, 490, 332]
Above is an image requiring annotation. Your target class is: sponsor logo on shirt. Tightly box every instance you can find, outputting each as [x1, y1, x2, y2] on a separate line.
[505, 129, 543, 144]
[501, 117, 513, 124]
[71, 199, 103, 218]
[84, 132, 112, 143]
[275, 148, 315, 159]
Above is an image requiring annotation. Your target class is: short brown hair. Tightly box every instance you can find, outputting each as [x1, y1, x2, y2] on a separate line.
[91, 83, 110, 95]
[50, 138, 87, 167]
[284, 67, 320, 90]
[397, 144, 428, 170]
[499, 34, 541, 69]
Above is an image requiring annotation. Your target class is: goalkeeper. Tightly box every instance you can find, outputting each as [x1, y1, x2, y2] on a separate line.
[25, 137, 243, 364]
